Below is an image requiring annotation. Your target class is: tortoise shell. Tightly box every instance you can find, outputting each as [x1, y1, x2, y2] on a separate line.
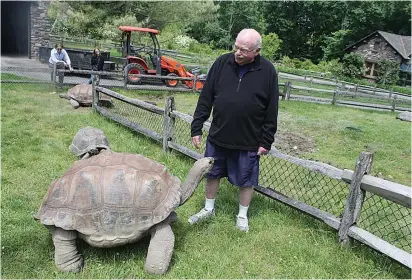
[35, 151, 181, 247]
[67, 84, 111, 105]
[69, 126, 110, 157]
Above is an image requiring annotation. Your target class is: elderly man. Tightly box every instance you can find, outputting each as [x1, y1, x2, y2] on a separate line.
[189, 28, 279, 232]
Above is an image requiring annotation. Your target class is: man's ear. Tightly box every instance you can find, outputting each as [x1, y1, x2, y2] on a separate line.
[255, 48, 261, 56]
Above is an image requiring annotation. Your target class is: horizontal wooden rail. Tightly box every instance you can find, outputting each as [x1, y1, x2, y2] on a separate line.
[341, 169, 411, 208]
[96, 86, 164, 115]
[267, 149, 344, 179]
[292, 84, 335, 93]
[255, 185, 341, 229]
[1, 80, 53, 84]
[348, 226, 411, 268]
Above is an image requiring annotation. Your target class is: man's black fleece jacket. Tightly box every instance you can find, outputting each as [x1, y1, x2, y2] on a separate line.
[191, 52, 279, 151]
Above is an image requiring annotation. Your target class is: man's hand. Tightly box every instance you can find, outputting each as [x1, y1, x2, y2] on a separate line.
[192, 135, 202, 149]
[257, 146, 268, 156]
[69, 66, 73, 71]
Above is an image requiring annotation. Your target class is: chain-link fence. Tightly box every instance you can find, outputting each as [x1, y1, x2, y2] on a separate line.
[259, 155, 349, 217]
[2, 66, 411, 266]
[358, 192, 411, 252]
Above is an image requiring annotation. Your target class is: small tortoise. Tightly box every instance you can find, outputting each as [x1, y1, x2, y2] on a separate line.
[35, 127, 213, 274]
[59, 84, 112, 109]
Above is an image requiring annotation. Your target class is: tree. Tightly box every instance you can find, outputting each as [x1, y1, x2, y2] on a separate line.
[322, 29, 352, 61]
[375, 60, 400, 86]
[261, 32, 282, 61]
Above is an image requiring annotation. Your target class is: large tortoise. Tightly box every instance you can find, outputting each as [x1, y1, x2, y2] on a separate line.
[59, 84, 112, 109]
[35, 127, 213, 274]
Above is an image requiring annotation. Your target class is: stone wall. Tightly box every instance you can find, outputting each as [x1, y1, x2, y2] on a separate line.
[348, 35, 402, 64]
[30, 1, 52, 59]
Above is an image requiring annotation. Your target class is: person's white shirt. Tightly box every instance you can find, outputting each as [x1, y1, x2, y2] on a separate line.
[49, 48, 72, 69]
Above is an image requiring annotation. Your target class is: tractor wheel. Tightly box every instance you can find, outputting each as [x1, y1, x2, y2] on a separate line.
[165, 73, 179, 87]
[125, 63, 145, 85]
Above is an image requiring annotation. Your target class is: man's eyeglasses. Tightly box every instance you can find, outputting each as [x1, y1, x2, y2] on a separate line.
[57, 48, 62, 51]
[233, 44, 254, 54]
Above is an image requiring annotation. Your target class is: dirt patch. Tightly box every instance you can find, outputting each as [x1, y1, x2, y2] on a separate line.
[272, 131, 316, 156]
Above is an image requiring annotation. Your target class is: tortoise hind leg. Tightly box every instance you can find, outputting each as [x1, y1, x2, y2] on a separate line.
[51, 226, 84, 272]
[144, 222, 175, 274]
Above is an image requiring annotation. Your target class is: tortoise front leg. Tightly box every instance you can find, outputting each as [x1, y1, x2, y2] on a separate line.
[144, 222, 175, 274]
[50, 226, 83, 273]
[69, 99, 80, 109]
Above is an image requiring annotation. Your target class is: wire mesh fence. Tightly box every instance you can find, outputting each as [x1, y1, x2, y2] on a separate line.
[259, 155, 349, 217]
[358, 192, 411, 253]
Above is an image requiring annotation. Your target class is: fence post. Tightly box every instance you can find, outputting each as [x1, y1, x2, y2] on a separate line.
[285, 81, 292, 100]
[391, 95, 397, 112]
[309, 77, 313, 88]
[123, 69, 128, 90]
[92, 78, 98, 109]
[53, 63, 57, 90]
[340, 82, 346, 93]
[389, 90, 393, 99]
[163, 96, 175, 152]
[192, 73, 197, 93]
[355, 84, 358, 93]
[332, 89, 337, 105]
[338, 151, 373, 246]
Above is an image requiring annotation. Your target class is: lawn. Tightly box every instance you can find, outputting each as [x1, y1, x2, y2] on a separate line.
[1, 83, 410, 278]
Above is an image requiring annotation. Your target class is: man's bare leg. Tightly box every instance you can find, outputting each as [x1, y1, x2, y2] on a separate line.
[237, 186, 254, 232]
[188, 178, 220, 224]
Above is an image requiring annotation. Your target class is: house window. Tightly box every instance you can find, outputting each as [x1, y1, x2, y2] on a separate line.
[364, 61, 377, 77]
[373, 41, 380, 51]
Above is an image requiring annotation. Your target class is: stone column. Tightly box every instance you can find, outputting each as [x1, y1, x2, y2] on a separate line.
[30, 1, 52, 59]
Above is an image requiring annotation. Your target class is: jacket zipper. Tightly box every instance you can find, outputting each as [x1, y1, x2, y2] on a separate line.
[235, 64, 260, 92]
[237, 78, 242, 92]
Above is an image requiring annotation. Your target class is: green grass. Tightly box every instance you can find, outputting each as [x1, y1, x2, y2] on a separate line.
[1, 84, 410, 278]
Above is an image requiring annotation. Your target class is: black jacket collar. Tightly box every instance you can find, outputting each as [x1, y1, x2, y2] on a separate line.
[228, 52, 262, 71]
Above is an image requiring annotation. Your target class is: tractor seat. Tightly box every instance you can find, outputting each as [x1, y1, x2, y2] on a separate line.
[150, 54, 158, 68]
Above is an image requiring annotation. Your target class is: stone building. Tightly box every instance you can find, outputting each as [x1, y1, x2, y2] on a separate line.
[344, 30, 411, 80]
[1, 1, 52, 59]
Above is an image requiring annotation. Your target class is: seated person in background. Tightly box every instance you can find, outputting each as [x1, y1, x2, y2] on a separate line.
[88, 48, 104, 85]
[49, 43, 73, 85]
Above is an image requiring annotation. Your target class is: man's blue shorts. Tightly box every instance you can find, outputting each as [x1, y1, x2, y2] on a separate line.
[204, 139, 260, 187]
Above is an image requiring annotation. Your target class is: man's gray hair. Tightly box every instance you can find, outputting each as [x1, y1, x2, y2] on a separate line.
[254, 37, 262, 50]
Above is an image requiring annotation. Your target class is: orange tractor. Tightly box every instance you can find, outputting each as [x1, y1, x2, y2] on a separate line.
[119, 26, 205, 90]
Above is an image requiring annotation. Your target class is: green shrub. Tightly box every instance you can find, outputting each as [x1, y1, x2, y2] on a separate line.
[375, 59, 400, 86]
[341, 53, 364, 79]
[261, 32, 282, 62]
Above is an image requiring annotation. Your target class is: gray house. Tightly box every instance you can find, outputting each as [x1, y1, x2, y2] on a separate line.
[344, 30, 411, 81]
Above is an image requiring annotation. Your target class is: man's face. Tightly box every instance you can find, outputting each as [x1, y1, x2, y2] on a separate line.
[57, 47, 62, 53]
[233, 38, 259, 65]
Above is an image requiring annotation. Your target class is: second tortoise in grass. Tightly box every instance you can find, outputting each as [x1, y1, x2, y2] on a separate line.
[59, 84, 112, 109]
[35, 127, 214, 274]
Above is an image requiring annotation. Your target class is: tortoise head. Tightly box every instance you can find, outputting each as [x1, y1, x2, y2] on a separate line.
[69, 126, 110, 159]
[179, 157, 214, 206]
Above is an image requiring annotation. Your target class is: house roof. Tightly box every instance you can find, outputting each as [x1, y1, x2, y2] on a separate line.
[345, 30, 411, 60]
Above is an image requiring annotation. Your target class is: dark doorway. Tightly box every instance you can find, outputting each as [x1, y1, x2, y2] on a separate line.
[1, 1, 31, 57]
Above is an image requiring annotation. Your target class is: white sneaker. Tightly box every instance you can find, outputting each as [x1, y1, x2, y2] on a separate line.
[188, 208, 215, 224]
[236, 215, 249, 232]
